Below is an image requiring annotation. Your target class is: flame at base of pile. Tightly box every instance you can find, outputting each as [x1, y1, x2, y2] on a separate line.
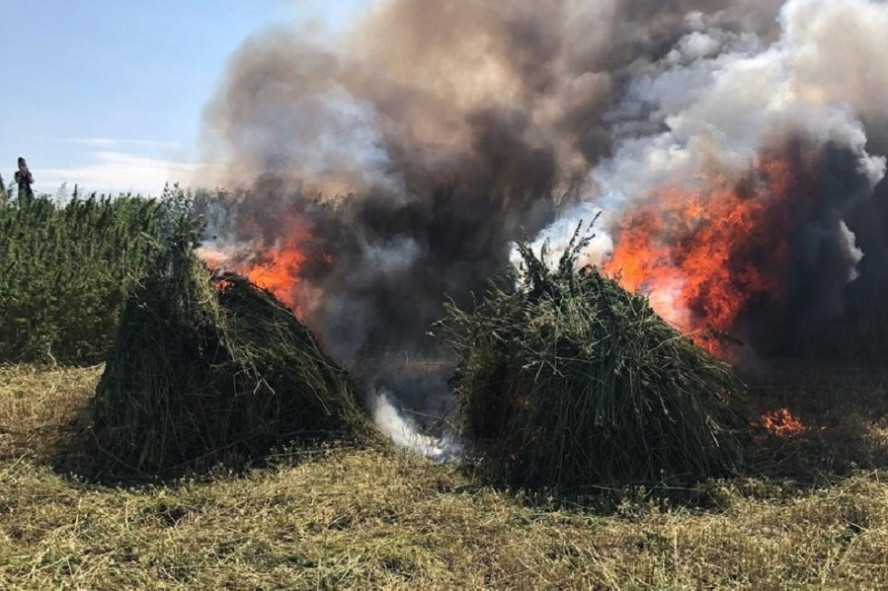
[760, 408, 808, 437]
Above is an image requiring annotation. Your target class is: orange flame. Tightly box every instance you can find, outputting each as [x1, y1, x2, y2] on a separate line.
[603, 145, 815, 354]
[760, 407, 807, 437]
[246, 246, 306, 312]
[206, 207, 315, 317]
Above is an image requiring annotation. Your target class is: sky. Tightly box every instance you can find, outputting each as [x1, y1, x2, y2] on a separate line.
[0, 0, 371, 196]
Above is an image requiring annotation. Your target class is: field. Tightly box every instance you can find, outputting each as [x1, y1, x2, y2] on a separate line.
[3, 192, 888, 589]
[3, 363, 888, 590]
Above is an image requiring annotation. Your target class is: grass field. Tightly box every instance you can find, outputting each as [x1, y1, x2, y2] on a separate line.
[2, 363, 888, 589]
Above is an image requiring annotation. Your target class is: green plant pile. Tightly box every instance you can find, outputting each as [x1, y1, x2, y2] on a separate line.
[91, 228, 382, 475]
[0, 192, 174, 364]
[440, 230, 749, 492]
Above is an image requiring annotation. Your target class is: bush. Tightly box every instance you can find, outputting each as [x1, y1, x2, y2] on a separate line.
[0, 191, 185, 364]
[440, 229, 748, 492]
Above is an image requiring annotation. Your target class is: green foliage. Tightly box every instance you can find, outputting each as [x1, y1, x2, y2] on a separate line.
[440, 226, 749, 491]
[91, 234, 382, 476]
[0, 189, 193, 365]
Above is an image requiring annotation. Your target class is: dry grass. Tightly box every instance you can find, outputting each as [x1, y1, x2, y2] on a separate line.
[3, 364, 888, 589]
[0, 365, 101, 466]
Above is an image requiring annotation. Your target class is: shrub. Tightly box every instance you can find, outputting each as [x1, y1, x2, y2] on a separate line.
[0, 191, 183, 364]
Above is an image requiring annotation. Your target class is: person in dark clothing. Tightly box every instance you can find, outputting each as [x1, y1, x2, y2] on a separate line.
[14, 157, 34, 199]
[0, 171, 6, 203]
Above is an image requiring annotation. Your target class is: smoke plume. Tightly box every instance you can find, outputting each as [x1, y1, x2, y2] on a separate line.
[532, 0, 888, 354]
[200, 0, 888, 418]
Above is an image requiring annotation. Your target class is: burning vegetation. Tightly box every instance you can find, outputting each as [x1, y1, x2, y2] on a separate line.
[0, 0, 879, 488]
[602, 137, 869, 356]
[178, 0, 888, 488]
[198, 0, 888, 387]
[440, 233, 747, 490]
[91, 227, 381, 476]
[760, 408, 808, 438]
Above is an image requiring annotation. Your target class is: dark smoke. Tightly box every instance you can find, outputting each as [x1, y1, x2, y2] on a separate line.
[202, 0, 774, 411]
[743, 139, 875, 355]
[200, 0, 888, 418]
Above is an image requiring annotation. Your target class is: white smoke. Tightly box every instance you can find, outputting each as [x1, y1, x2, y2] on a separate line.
[838, 220, 865, 283]
[531, 0, 887, 278]
[597, 8, 885, 200]
[201, 0, 888, 426]
[371, 389, 460, 459]
[782, 0, 888, 122]
[513, 201, 613, 271]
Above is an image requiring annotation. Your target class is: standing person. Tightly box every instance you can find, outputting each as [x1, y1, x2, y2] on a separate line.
[14, 157, 34, 199]
[0, 170, 6, 203]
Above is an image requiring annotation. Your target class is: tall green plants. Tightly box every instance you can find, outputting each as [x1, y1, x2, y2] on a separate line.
[0, 189, 195, 364]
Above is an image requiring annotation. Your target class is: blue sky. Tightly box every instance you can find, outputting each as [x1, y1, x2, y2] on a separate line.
[0, 1, 371, 196]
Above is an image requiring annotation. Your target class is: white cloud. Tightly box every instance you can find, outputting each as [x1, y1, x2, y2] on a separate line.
[63, 137, 185, 150]
[37, 151, 201, 196]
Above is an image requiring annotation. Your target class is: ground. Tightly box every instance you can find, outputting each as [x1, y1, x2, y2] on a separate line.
[2, 363, 888, 590]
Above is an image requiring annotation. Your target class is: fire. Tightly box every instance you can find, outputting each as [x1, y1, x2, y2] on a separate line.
[201, 205, 316, 317]
[760, 407, 807, 437]
[246, 246, 305, 312]
[603, 143, 816, 354]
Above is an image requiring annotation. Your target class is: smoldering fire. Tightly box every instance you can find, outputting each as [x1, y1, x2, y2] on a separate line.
[197, 0, 888, 430]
